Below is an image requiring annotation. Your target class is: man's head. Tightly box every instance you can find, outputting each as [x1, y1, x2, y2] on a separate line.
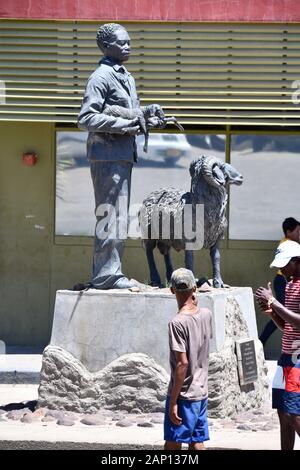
[96, 23, 131, 63]
[170, 268, 197, 301]
[282, 217, 300, 242]
[270, 240, 300, 279]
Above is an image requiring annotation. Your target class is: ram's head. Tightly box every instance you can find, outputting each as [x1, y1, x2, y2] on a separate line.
[190, 155, 243, 189]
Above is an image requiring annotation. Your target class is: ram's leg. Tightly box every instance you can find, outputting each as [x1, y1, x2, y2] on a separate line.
[164, 249, 174, 283]
[143, 131, 149, 153]
[210, 242, 224, 288]
[184, 250, 194, 273]
[145, 241, 163, 287]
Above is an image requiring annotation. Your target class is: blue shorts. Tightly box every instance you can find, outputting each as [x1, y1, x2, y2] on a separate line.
[272, 353, 300, 415]
[164, 396, 210, 444]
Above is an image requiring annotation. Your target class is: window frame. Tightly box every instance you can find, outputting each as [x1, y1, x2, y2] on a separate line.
[54, 126, 300, 248]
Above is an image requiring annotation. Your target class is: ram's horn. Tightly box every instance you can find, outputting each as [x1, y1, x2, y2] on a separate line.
[201, 155, 223, 188]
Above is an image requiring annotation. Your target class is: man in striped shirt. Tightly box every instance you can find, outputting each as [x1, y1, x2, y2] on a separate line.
[256, 240, 300, 450]
[259, 217, 300, 347]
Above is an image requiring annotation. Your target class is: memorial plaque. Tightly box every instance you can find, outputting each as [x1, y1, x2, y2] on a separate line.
[235, 338, 258, 386]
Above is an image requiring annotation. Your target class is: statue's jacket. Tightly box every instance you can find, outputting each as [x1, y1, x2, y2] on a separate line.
[77, 57, 139, 162]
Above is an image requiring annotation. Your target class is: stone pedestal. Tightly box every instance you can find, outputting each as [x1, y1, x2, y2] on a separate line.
[38, 287, 269, 417]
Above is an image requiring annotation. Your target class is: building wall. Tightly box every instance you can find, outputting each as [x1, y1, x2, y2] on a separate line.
[1, 0, 300, 22]
[1, 12, 296, 358]
[0, 122, 54, 346]
[0, 121, 282, 356]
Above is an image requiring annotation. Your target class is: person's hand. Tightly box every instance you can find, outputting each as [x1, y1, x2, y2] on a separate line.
[255, 282, 274, 314]
[255, 282, 273, 303]
[145, 103, 165, 119]
[258, 302, 273, 316]
[114, 117, 141, 135]
[169, 402, 182, 426]
[146, 116, 163, 128]
[144, 104, 166, 128]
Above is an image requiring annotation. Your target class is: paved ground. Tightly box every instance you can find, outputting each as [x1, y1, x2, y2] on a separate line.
[0, 382, 299, 450]
[0, 360, 299, 450]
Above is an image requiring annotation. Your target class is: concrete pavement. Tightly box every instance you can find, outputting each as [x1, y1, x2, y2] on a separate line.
[0, 383, 299, 450]
[0, 358, 299, 450]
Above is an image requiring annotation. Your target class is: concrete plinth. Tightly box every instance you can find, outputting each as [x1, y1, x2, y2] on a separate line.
[38, 287, 269, 417]
[50, 287, 258, 372]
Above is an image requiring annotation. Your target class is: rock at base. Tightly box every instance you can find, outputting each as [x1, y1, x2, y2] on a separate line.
[39, 289, 268, 418]
[208, 296, 269, 418]
[38, 348, 169, 414]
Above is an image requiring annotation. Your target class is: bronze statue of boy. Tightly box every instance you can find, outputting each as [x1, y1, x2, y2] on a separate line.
[77, 23, 164, 289]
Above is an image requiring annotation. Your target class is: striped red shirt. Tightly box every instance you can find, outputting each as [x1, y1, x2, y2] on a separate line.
[282, 278, 300, 354]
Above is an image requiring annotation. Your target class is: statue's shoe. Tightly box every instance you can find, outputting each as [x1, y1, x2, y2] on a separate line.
[113, 277, 135, 289]
[129, 279, 160, 291]
[72, 278, 148, 291]
[72, 282, 93, 291]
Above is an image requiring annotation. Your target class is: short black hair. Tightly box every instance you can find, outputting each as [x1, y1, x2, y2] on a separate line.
[282, 217, 300, 235]
[96, 23, 126, 51]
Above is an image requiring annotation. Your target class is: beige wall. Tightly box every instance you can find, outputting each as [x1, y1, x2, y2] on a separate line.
[0, 122, 281, 358]
[0, 122, 54, 345]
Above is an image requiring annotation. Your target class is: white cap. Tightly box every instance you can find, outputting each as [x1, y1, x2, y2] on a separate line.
[270, 240, 300, 268]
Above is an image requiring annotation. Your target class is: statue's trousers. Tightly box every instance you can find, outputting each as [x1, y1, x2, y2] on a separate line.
[90, 160, 133, 289]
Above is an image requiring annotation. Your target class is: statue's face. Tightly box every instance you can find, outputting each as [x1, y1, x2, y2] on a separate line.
[104, 28, 131, 63]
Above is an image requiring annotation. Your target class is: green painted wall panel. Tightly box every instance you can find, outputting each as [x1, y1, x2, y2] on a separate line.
[0, 122, 54, 346]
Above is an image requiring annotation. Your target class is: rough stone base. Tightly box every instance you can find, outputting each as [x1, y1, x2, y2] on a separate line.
[49, 287, 259, 372]
[208, 297, 269, 417]
[38, 287, 269, 417]
[39, 336, 268, 418]
[38, 348, 169, 414]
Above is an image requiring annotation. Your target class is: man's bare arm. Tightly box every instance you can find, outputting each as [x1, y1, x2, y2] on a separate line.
[271, 299, 300, 329]
[269, 309, 285, 331]
[169, 351, 188, 426]
[256, 286, 300, 329]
